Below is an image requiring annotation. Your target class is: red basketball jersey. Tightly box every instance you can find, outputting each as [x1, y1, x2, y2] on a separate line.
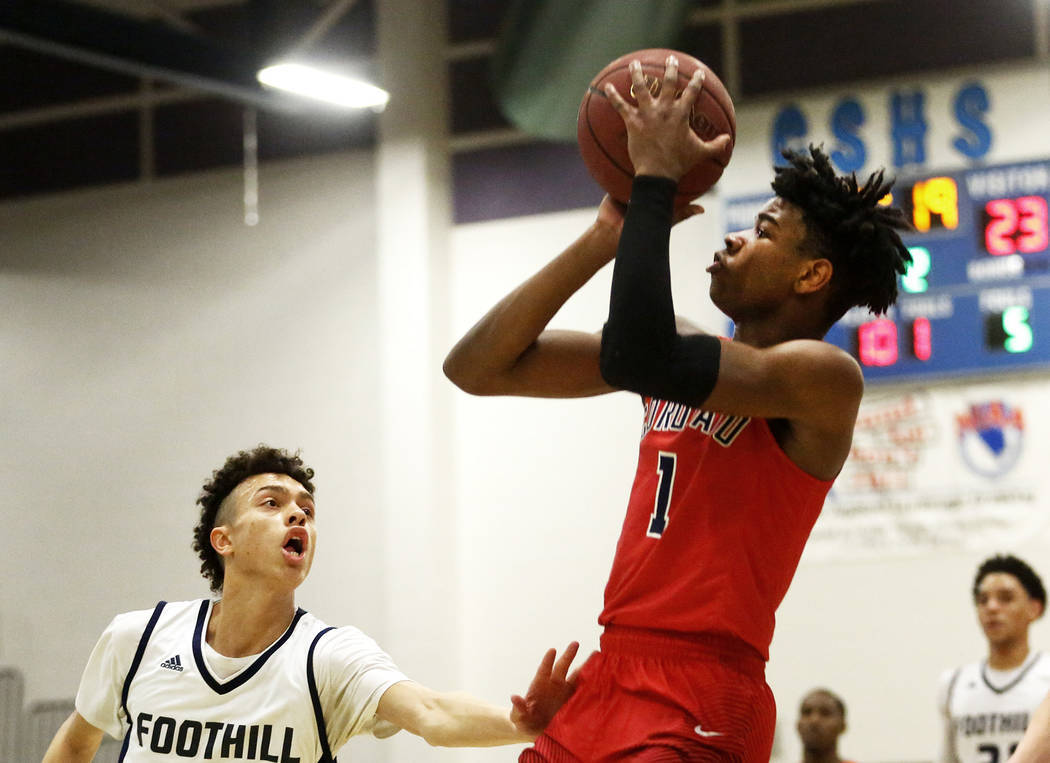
[599, 397, 834, 660]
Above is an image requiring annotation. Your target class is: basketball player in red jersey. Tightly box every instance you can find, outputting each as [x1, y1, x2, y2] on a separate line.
[444, 56, 912, 761]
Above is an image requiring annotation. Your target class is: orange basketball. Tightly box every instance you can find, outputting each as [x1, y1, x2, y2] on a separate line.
[577, 48, 736, 205]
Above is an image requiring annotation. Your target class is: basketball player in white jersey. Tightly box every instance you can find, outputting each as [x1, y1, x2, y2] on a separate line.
[937, 554, 1050, 763]
[43, 445, 579, 761]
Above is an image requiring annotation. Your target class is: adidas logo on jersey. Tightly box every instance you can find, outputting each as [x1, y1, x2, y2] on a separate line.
[159, 655, 184, 672]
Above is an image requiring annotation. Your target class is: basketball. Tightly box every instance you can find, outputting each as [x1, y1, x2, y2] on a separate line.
[577, 49, 736, 206]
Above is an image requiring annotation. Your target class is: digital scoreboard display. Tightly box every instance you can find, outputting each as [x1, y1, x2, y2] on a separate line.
[724, 158, 1050, 382]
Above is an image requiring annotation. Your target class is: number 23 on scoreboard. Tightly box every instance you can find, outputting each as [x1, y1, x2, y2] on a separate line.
[983, 196, 1049, 256]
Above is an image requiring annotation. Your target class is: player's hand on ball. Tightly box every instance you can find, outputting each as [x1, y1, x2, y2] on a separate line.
[604, 56, 732, 182]
[596, 195, 627, 234]
[510, 641, 583, 738]
[674, 202, 705, 226]
[596, 194, 703, 240]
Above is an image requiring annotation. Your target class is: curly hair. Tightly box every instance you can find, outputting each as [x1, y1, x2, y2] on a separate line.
[771, 145, 913, 323]
[192, 445, 316, 593]
[973, 554, 1046, 608]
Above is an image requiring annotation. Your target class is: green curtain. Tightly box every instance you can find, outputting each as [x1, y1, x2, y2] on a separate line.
[491, 0, 693, 141]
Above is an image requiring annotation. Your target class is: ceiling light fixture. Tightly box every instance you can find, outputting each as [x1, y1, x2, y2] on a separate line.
[257, 63, 389, 111]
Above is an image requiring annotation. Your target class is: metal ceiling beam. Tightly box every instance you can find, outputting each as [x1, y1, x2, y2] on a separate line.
[0, 0, 308, 112]
[292, 0, 358, 54]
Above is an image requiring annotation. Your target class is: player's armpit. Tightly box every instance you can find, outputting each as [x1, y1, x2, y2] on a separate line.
[41, 711, 105, 763]
[375, 681, 529, 748]
[704, 338, 864, 427]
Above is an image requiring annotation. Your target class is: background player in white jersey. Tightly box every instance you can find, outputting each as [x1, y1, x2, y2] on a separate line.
[43, 445, 578, 761]
[937, 554, 1050, 763]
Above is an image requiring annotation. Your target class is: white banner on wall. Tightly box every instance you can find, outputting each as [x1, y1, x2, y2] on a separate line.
[808, 377, 1049, 560]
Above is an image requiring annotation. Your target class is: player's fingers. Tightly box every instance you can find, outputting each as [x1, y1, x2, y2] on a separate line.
[687, 68, 706, 94]
[603, 82, 632, 115]
[532, 647, 557, 683]
[662, 55, 679, 99]
[510, 694, 528, 711]
[679, 68, 705, 112]
[627, 59, 652, 104]
[703, 133, 733, 158]
[552, 641, 580, 680]
[554, 638, 579, 680]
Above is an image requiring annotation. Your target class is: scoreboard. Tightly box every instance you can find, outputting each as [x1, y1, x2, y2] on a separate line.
[723, 157, 1050, 383]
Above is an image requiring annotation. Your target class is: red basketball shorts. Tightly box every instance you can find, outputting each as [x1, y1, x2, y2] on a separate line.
[520, 626, 776, 762]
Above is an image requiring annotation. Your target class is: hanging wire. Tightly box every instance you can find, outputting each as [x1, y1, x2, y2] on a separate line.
[243, 107, 259, 226]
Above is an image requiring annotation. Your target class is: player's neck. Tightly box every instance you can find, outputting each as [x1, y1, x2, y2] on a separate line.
[207, 585, 298, 658]
[802, 748, 842, 763]
[987, 637, 1031, 670]
[732, 314, 825, 348]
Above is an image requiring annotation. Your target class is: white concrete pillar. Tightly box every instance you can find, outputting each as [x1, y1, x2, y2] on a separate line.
[375, 0, 459, 759]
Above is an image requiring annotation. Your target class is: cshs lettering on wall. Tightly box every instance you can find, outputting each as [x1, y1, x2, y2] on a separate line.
[771, 81, 992, 171]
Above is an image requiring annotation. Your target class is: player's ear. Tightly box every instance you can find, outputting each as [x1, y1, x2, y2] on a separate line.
[211, 525, 233, 559]
[795, 258, 833, 295]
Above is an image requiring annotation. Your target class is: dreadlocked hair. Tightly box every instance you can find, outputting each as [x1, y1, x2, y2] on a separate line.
[192, 445, 316, 593]
[771, 145, 913, 322]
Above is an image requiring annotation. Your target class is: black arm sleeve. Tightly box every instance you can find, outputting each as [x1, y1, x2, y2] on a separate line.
[599, 175, 722, 407]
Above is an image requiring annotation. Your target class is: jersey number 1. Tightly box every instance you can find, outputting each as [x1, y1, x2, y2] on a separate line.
[648, 451, 677, 537]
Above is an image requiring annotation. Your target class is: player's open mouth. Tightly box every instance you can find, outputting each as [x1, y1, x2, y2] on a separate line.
[282, 528, 308, 560]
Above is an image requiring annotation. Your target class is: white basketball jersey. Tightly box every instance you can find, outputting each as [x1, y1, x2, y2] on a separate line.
[942, 652, 1050, 763]
[74, 598, 410, 762]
